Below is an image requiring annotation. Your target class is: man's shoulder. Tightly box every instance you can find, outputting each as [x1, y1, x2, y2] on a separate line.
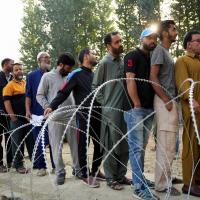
[175, 55, 189, 65]
[99, 54, 113, 66]
[42, 69, 55, 78]
[0, 71, 5, 81]
[4, 80, 14, 88]
[27, 69, 40, 77]
[125, 49, 139, 59]
[152, 44, 164, 53]
[67, 67, 82, 81]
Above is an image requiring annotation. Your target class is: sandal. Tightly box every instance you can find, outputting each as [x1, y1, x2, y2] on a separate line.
[16, 166, 29, 174]
[158, 187, 181, 196]
[118, 176, 132, 185]
[107, 181, 124, 190]
[172, 177, 183, 184]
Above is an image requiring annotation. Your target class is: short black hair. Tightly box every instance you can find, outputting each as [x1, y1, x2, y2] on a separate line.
[183, 30, 200, 49]
[104, 31, 119, 47]
[56, 52, 75, 66]
[1, 58, 12, 68]
[78, 48, 90, 64]
[158, 20, 175, 40]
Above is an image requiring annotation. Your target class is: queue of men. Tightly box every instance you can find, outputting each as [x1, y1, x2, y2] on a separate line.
[0, 20, 200, 199]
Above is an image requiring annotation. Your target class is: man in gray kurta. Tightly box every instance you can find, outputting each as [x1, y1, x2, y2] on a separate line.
[36, 53, 80, 185]
[92, 32, 129, 190]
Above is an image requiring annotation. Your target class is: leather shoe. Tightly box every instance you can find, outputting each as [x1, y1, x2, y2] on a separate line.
[182, 185, 200, 197]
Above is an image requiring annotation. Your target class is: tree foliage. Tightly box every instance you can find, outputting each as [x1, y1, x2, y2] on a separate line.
[20, 0, 115, 68]
[115, 0, 161, 52]
[20, 0, 200, 68]
[20, 0, 49, 71]
[171, 0, 200, 56]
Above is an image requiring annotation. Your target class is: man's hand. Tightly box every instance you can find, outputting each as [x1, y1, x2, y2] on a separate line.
[26, 111, 32, 121]
[134, 102, 142, 108]
[163, 97, 173, 112]
[165, 101, 173, 112]
[10, 115, 17, 122]
[44, 108, 53, 119]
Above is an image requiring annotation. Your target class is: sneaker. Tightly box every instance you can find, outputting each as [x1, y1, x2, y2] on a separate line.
[144, 178, 155, 189]
[36, 168, 47, 176]
[133, 186, 160, 200]
[56, 172, 66, 185]
[0, 165, 7, 173]
[94, 171, 106, 181]
[82, 176, 100, 188]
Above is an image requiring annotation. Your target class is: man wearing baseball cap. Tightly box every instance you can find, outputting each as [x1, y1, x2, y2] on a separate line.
[124, 27, 159, 199]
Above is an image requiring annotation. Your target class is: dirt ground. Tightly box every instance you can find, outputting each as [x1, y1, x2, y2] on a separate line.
[0, 134, 199, 200]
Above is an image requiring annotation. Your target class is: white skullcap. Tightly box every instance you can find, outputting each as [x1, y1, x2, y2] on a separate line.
[37, 52, 50, 61]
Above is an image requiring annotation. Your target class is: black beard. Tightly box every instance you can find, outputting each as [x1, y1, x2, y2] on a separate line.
[59, 69, 70, 77]
[168, 34, 176, 43]
[143, 43, 156, 51]
[112, 46, 124, 55]
[90, 60, 97, 66]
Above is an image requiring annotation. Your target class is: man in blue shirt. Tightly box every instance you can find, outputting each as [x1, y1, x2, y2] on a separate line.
[25, 52, 54, 176]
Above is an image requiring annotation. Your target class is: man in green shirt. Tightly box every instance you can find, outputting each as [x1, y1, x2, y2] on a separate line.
[92, 31, 130, 190]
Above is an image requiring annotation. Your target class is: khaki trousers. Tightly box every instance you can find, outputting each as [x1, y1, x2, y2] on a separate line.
[154, 95, 178, 191]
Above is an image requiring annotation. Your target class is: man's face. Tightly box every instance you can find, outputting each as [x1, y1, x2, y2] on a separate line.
[188, 34, 200, 55]
[4, 59, 14, 72]
[59, 64, 73, 77]
[38, 53, 51, 70]
[13, 64, 23, 80]
[88, 50, 97, 66]
[167, 24, 178, 43]
[142, 34, 157, 51]
[108, 34, 124, 55]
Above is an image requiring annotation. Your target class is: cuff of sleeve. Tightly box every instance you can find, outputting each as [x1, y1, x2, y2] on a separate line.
[3, 96, 11, 101]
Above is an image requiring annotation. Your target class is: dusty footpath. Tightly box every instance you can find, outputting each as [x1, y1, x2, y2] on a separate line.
[0, 135, 199, 200]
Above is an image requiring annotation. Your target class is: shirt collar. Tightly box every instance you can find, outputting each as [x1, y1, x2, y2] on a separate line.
[107, 53, 122, 62]
[13, 79, 25, 83]
[186, 51, 200, 59]
[81, 66, 92, 72]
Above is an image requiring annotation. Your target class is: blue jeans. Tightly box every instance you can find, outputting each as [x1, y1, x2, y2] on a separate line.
[124, 108, 154, 188]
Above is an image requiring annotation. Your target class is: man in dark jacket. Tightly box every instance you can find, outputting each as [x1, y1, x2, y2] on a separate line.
[0, 58, 14, 172]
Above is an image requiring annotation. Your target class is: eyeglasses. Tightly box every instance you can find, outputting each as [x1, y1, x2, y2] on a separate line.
[190, 39, 200, 43]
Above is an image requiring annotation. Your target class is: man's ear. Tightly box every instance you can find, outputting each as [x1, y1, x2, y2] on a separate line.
[106, 44, 111, 51]
[59, 63, 64, 68]
[186, 42, 191, 50]
[163, 30, 168, 38]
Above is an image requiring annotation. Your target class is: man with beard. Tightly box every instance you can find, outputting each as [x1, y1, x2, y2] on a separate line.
[0, 58, 14, 172]
[175, 30, 200, 197]
[36, 53, 80, 185]
[150, 20, 180, 195]
[92, 32, 130, 190]
[25, 52, 55, 176]
[44, 48, 104, 187]
[124, 28, 159, 199]
[3, 63, 34, 173]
